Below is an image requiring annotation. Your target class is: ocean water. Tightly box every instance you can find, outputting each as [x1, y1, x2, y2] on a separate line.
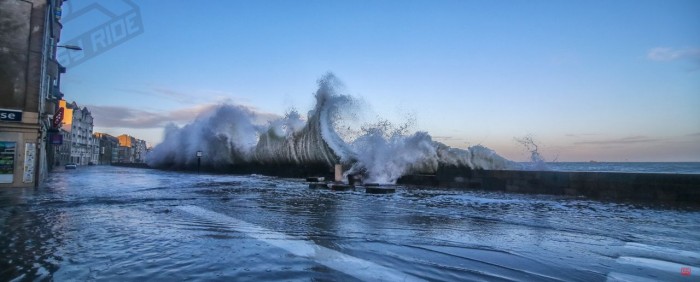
[2, 166, 698, 281]
[544, 162, 700, 174]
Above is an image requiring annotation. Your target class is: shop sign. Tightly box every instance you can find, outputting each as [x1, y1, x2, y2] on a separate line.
[0, 109, 22, 122]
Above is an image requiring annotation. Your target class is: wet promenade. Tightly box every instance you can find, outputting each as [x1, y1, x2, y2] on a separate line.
[1, 166, 698, 281]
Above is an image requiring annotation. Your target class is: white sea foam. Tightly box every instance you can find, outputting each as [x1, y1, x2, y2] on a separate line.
[147, 73, 517, 183]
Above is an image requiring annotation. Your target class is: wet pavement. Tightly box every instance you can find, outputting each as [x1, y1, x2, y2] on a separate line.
[1, 166, 698, 281]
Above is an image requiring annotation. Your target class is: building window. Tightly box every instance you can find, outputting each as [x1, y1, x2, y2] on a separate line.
[49, 37, 55, 59]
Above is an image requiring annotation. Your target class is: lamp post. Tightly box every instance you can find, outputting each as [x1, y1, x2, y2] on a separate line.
[196, 151, 202, 174]
[56, 45, 82, 51]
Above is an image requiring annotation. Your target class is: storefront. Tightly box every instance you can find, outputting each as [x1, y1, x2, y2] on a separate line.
[0, 110, 42, 188]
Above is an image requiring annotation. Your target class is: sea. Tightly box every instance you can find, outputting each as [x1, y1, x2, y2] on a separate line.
[541, 162, 700, 174]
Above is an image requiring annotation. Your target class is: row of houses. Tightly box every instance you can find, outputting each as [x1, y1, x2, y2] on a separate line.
[94, 133, 148, 164]
[54, 100, 148, 166]
[0, 0, 147, 187]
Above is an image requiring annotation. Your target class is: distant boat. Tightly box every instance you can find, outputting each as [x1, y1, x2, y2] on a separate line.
[589, 160, 598, 163]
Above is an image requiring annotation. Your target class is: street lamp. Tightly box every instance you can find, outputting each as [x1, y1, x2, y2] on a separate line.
[196, 151, 202, 174]
[56, 45, 82, 51]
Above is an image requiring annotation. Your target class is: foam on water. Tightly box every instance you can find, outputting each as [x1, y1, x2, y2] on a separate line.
[147, 73, 516, 183]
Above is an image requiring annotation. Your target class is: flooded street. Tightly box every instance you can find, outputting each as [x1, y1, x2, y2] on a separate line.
[1, 166, 698, 281]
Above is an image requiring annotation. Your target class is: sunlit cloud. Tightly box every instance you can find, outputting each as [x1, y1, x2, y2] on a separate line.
[87, 103, 279, 129]
[432, 136, 460, 141]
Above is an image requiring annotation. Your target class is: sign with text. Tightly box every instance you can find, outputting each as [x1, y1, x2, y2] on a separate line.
[52, 107, 64, 128]
[49, 132, 63, 145]
[0, 109, 22, 122]
[23, 143, 35, 183]
[50, 133, 63, 145]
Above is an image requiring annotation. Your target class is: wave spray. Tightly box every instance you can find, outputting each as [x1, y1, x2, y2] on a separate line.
[147, 73, 515, 183]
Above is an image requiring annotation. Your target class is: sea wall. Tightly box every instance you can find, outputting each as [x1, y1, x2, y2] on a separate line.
[111, 163, 152, 169]
[399, 166, 700, 206]
[120, 162, 700, 206]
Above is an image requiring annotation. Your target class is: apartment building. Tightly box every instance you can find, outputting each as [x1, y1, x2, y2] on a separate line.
[0, 0, 70, 187]
[94, 132, 119, 165]
[59, 100, 95, 165]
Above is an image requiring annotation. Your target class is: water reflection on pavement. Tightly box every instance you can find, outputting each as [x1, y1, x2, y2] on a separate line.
[1, 166, 698, 281]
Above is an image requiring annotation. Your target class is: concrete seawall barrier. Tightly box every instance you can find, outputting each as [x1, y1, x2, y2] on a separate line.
[114, 162, 700, 206]
[111, 163, 153, 169]
[399, 166, 700, 206]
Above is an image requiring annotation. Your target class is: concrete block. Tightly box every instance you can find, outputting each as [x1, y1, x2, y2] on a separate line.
[309, 183, 329, 189]
[365, 186, 396, 194]
[329, 184, 353, 191]
[306, 177, 325, 182]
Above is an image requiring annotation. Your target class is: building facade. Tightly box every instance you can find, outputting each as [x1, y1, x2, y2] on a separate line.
[0, 0, 69, 187]
[56, 127, 71, 165]
[134, 139, 147, 163]
[94, 133, 118, 165]
[117, 134, 135, 163]
[116, 134, 147, 163]
[59, 100, 96, 165]
[91, 136, 99, 165]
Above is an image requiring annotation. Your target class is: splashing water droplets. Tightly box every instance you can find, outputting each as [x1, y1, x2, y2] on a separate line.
[147, 73, 516, 182]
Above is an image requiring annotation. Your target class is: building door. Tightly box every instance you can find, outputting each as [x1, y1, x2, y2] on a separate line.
[0, 142, 16, 183]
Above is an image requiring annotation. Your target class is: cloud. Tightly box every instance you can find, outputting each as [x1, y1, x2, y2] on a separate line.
[113, 87, 196, 104]
[432, 136, 456, 140]
[565, 133, 601, 138]
[113, 87, 243, 105]
[647, 47, 700, 69]
[574, 135, 662, 145]
[152, 87, 194, 103]
[113, 88, 153, 96]
[86, 103, 279, 129]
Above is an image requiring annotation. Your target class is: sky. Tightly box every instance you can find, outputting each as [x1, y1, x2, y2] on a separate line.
[58, 0, 700, 162]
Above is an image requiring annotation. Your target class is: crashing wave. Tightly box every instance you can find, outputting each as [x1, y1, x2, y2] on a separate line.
[147, 73, 516, 183]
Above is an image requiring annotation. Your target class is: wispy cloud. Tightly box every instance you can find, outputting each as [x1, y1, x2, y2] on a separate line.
[113, 87, 241, 105]
[87, 103, 279, 129]
[565, 133, 601, 138]
[647, 47, 700, 69]
[686, 132, 700, 138]
[432, 136, 458, 141]
[113, 87, 197, 104]
[648, 47, 700, 61]
[574, 135, 662, 145]
[152, 87, 195, 103]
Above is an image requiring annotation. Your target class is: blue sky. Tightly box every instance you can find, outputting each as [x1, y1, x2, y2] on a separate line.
[59, 0, 700, 162]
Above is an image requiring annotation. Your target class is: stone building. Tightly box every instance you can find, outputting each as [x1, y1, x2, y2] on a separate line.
[117, 134, 135, 163]
[56, 127, 71, 165]
[134, 139, 147, 163]
[94, 132, 119, 165]
[59, 100, 95, 165]
[116, 134, 147, 163]
[90, 135, 99, 165]
[0, 0, 71, 187]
